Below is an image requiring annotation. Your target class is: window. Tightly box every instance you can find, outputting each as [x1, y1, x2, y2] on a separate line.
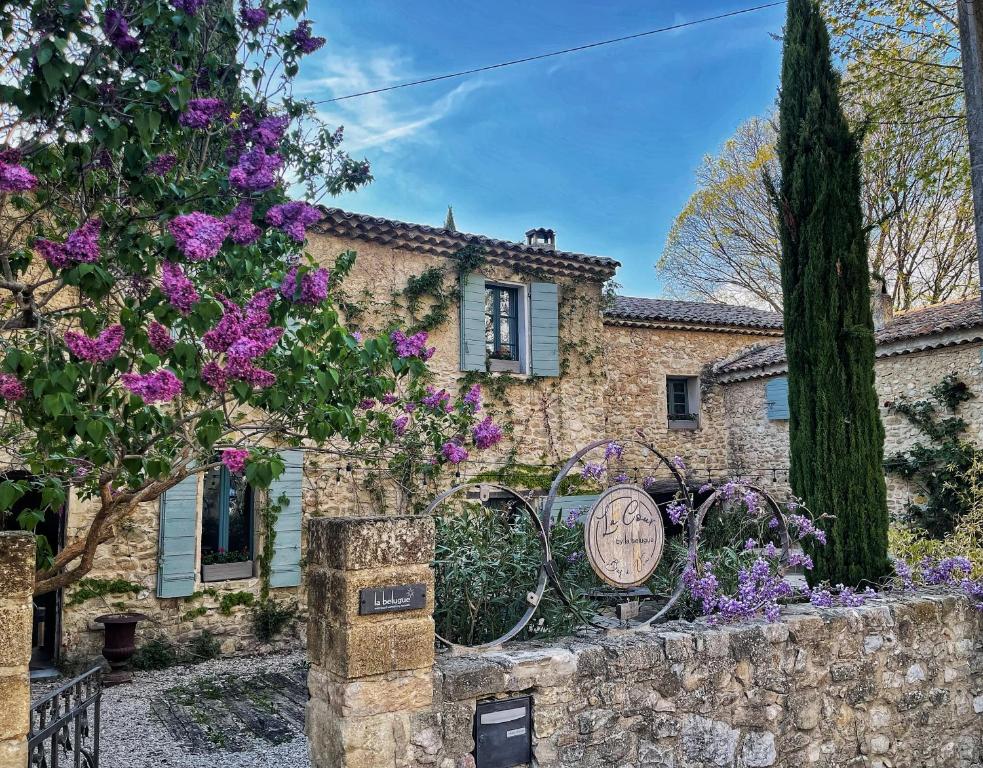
[200, 463, 255, 580]
[666, 376, 700, 429]
[484, 284, 524, 372]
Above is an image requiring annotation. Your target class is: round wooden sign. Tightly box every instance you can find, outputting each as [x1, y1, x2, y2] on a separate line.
[583, 484, 665, 588]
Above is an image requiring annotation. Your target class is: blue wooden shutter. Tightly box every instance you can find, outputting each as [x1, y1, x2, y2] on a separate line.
[460, 273, 486, 371]
[268, 449, 303, 588]
[157, 473, 199, 598]
[765, 377, 790, 420]
[549, 494, 600, 523]
[530, 282, 560, 377]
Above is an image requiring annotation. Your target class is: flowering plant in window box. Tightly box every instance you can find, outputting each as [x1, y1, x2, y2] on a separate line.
[202, 549, 253, 582]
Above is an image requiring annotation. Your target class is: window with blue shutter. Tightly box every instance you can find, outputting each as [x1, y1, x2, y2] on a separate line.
[765, 377, 790, 420]
[530, 281, 559, 377]
[460, 273, 486, 371]
[267, 449, 303, 588]
[157, 473, 199, 598]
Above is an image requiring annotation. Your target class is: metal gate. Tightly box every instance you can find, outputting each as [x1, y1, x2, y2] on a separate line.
[28, 666, 101, 768]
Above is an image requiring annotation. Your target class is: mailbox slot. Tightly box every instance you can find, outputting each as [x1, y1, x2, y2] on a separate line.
[474, 696, 532, 768]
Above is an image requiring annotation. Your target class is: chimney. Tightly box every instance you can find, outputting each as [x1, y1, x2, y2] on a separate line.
[870, 275, 894, 330]
[525, 228, 555, 251]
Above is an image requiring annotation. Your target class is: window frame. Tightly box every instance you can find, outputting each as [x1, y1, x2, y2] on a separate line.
[199, 463, 256, 582]
[666, 375, 701, 430]
[483, 281, 529, 373]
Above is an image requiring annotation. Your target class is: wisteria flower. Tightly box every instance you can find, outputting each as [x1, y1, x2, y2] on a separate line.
[161, 262, 200, 314]
[441, 441, 468, 465]
[472, 416, 503, 449]
[64, 325, 124, 363]
[169, 213, 229, 261]
[0, 373, 26, 401]
[613, 472, 629, 483]
[35, 219, 101, 269]
[671, 455, 686, 471]
[280, 266, 329, 305]
[605, 441, 623, 460]
[642, 476, 657, 490]
[666, 501, 688, 525]
[266, 202, 321, 242]
[229, 147, 283, 191]
[221, 449, 250, 474]
[121, 369, 182, 403]
[290, 20, 325, 53]
[581, 462, 604, 481]
[225, 202, 262, 245]
[0, 160, 37, 192]
[148, 321, 175, 354]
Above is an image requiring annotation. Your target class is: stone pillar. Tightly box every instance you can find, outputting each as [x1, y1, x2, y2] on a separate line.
[0, 531, 35, 767]
[306, 516, 435, 768]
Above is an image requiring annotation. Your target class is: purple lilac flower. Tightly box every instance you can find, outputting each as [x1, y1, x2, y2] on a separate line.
[172, 0, 206, 14]
[0, 373, 26, 401]
[148, 321, 175, 354]
[441, 441, 468, 465]
[352, 331, 363, 342]
[65, 325, 124, 363]
[280, 266, 329, 305]
[581, 462, 604, 481]
[381, 393, 398, 406]
[605, 441, 623, 460]
[0, 160, 37, 192]
[224, 357, 276, 388]
[179, 98, 226, 129]
[103, 9, 140, 52]
[201, 361, 227, 392]
[393, 415, 409, 436]
[240, 1, 269, 31]
[228, 147, 283, 191]
[359, 398, 375, 410]
[666, 501, 688, 526]
[222, 449, 249, 474]
[462, 384, 482, 411]
[147, 154, 177, 176]
[390, 330, 430, 358]
[35, 219, 101, 269]
[252, 116, 289, 148]
[403, 402, 417, 413]
[169, 213, 228, 261]
[473, 417, 503, 450]
[225, 202, 261, 245]
[161, 262, 200, 314]
[290, 20, 325, 53]
[121, 369, 182, 403]
[266, 202, 322, 242]
[421, 386, 450, 411]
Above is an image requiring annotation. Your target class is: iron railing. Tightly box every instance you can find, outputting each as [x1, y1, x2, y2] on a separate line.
[28, 666, 101, 768]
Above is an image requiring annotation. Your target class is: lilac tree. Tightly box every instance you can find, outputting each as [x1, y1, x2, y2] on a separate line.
[0, 1, 491, 595]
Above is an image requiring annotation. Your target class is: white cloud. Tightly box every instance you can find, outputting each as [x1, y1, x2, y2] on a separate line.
[296, 49, 484, 154]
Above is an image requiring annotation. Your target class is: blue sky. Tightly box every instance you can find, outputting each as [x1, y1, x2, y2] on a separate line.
[299, 1, 787, 298]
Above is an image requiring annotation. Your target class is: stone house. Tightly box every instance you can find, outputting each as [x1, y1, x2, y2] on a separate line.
[36, 208, 983, 665]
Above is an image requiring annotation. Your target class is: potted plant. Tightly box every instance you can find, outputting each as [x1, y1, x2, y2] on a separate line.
[488, 346, 521, 374]
[201, 548, 253, 582]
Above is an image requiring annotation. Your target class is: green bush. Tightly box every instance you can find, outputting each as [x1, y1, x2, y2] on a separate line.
[132, 638, 178, 670]
[187, 631, 221, 663]
[252, 599, 297, 643]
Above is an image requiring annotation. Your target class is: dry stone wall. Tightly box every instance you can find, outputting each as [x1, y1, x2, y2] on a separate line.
[0, 531, 33, 767]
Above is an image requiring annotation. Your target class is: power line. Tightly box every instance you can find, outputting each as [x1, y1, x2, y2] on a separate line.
[313, 2, 786, 105]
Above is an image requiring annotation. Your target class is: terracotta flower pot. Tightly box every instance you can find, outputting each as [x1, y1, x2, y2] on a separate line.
[94, 612, 148, 685]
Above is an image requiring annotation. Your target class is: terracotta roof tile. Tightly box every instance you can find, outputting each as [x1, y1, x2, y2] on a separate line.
[313, 208, 619, 280]
[718, 296, 983, 375]
[604, 296, 783, 331]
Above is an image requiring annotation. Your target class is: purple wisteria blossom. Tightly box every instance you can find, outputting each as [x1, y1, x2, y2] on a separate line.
[222, 449, 249, 474]
[147, 154, 177, 176]
[35, 219, 101, 269]
[921, 556, 973, 585]
[228, 147, 283, 191]
[280, 266, 329, 305]
[225, 202, 262, 245]
[64, 325, 124, 363]
[807, 585, 875, 609]
[290, 20, 325, 53]
[581, 462, 604, 481]
[787, 513, 827, 545]
[161, 262, 200, 314]
[472, 416, 503, 449]
[671, 455, 686, 471]
[103, 9, 140, 53]
[605, 441, 623, 460]
[169, 212, 229, 261]
[266, 201, 322, 242]
[441, 441, 468, 465]
[642, 476, 657, 490]
[0, 159, 37, 192]
[0, 373, 26, 401]
[240, 1, 269, 31]
[148, 321, 175, 354]
[121, 370, 182, 403]
[179, 98, 226, 129]
[666, 501, 688, 526]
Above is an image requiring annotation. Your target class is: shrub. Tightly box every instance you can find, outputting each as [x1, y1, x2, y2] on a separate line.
[187, 631, 221, 663]
[252, 599, 297, 643]
[132, 638, 178, 670]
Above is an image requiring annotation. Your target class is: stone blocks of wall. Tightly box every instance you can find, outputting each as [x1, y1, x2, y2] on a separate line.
[0, 531, 34, 767]
[306, 516, 437, 768]
[406, 593, 981, 768]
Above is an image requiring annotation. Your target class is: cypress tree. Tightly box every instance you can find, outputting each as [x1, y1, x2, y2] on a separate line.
[444, 205, 457, 231]
[773, 0, 889, 586]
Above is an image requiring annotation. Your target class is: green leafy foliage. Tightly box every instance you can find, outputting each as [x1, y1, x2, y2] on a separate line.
[66, 578, 143, 607]
[251, 599, 297, 643]
[132, 638, 179, 671]
[218, 590, 255, 616]
[188, 630, 221, 663]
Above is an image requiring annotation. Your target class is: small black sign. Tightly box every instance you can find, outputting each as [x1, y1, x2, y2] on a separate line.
[358, 583, 427, 615]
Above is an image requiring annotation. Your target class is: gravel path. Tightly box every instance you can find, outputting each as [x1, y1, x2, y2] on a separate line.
[34, 652, 312, 768]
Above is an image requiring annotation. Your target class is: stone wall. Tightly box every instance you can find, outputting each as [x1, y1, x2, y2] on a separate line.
[0, 531, 34, 767]
[415, 593, 982, 768]
[721, 342, 983, 512]
[602, 325, 777, 474]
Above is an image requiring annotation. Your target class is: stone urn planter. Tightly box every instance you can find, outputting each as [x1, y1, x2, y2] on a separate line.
[94, 612, 148, 685]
